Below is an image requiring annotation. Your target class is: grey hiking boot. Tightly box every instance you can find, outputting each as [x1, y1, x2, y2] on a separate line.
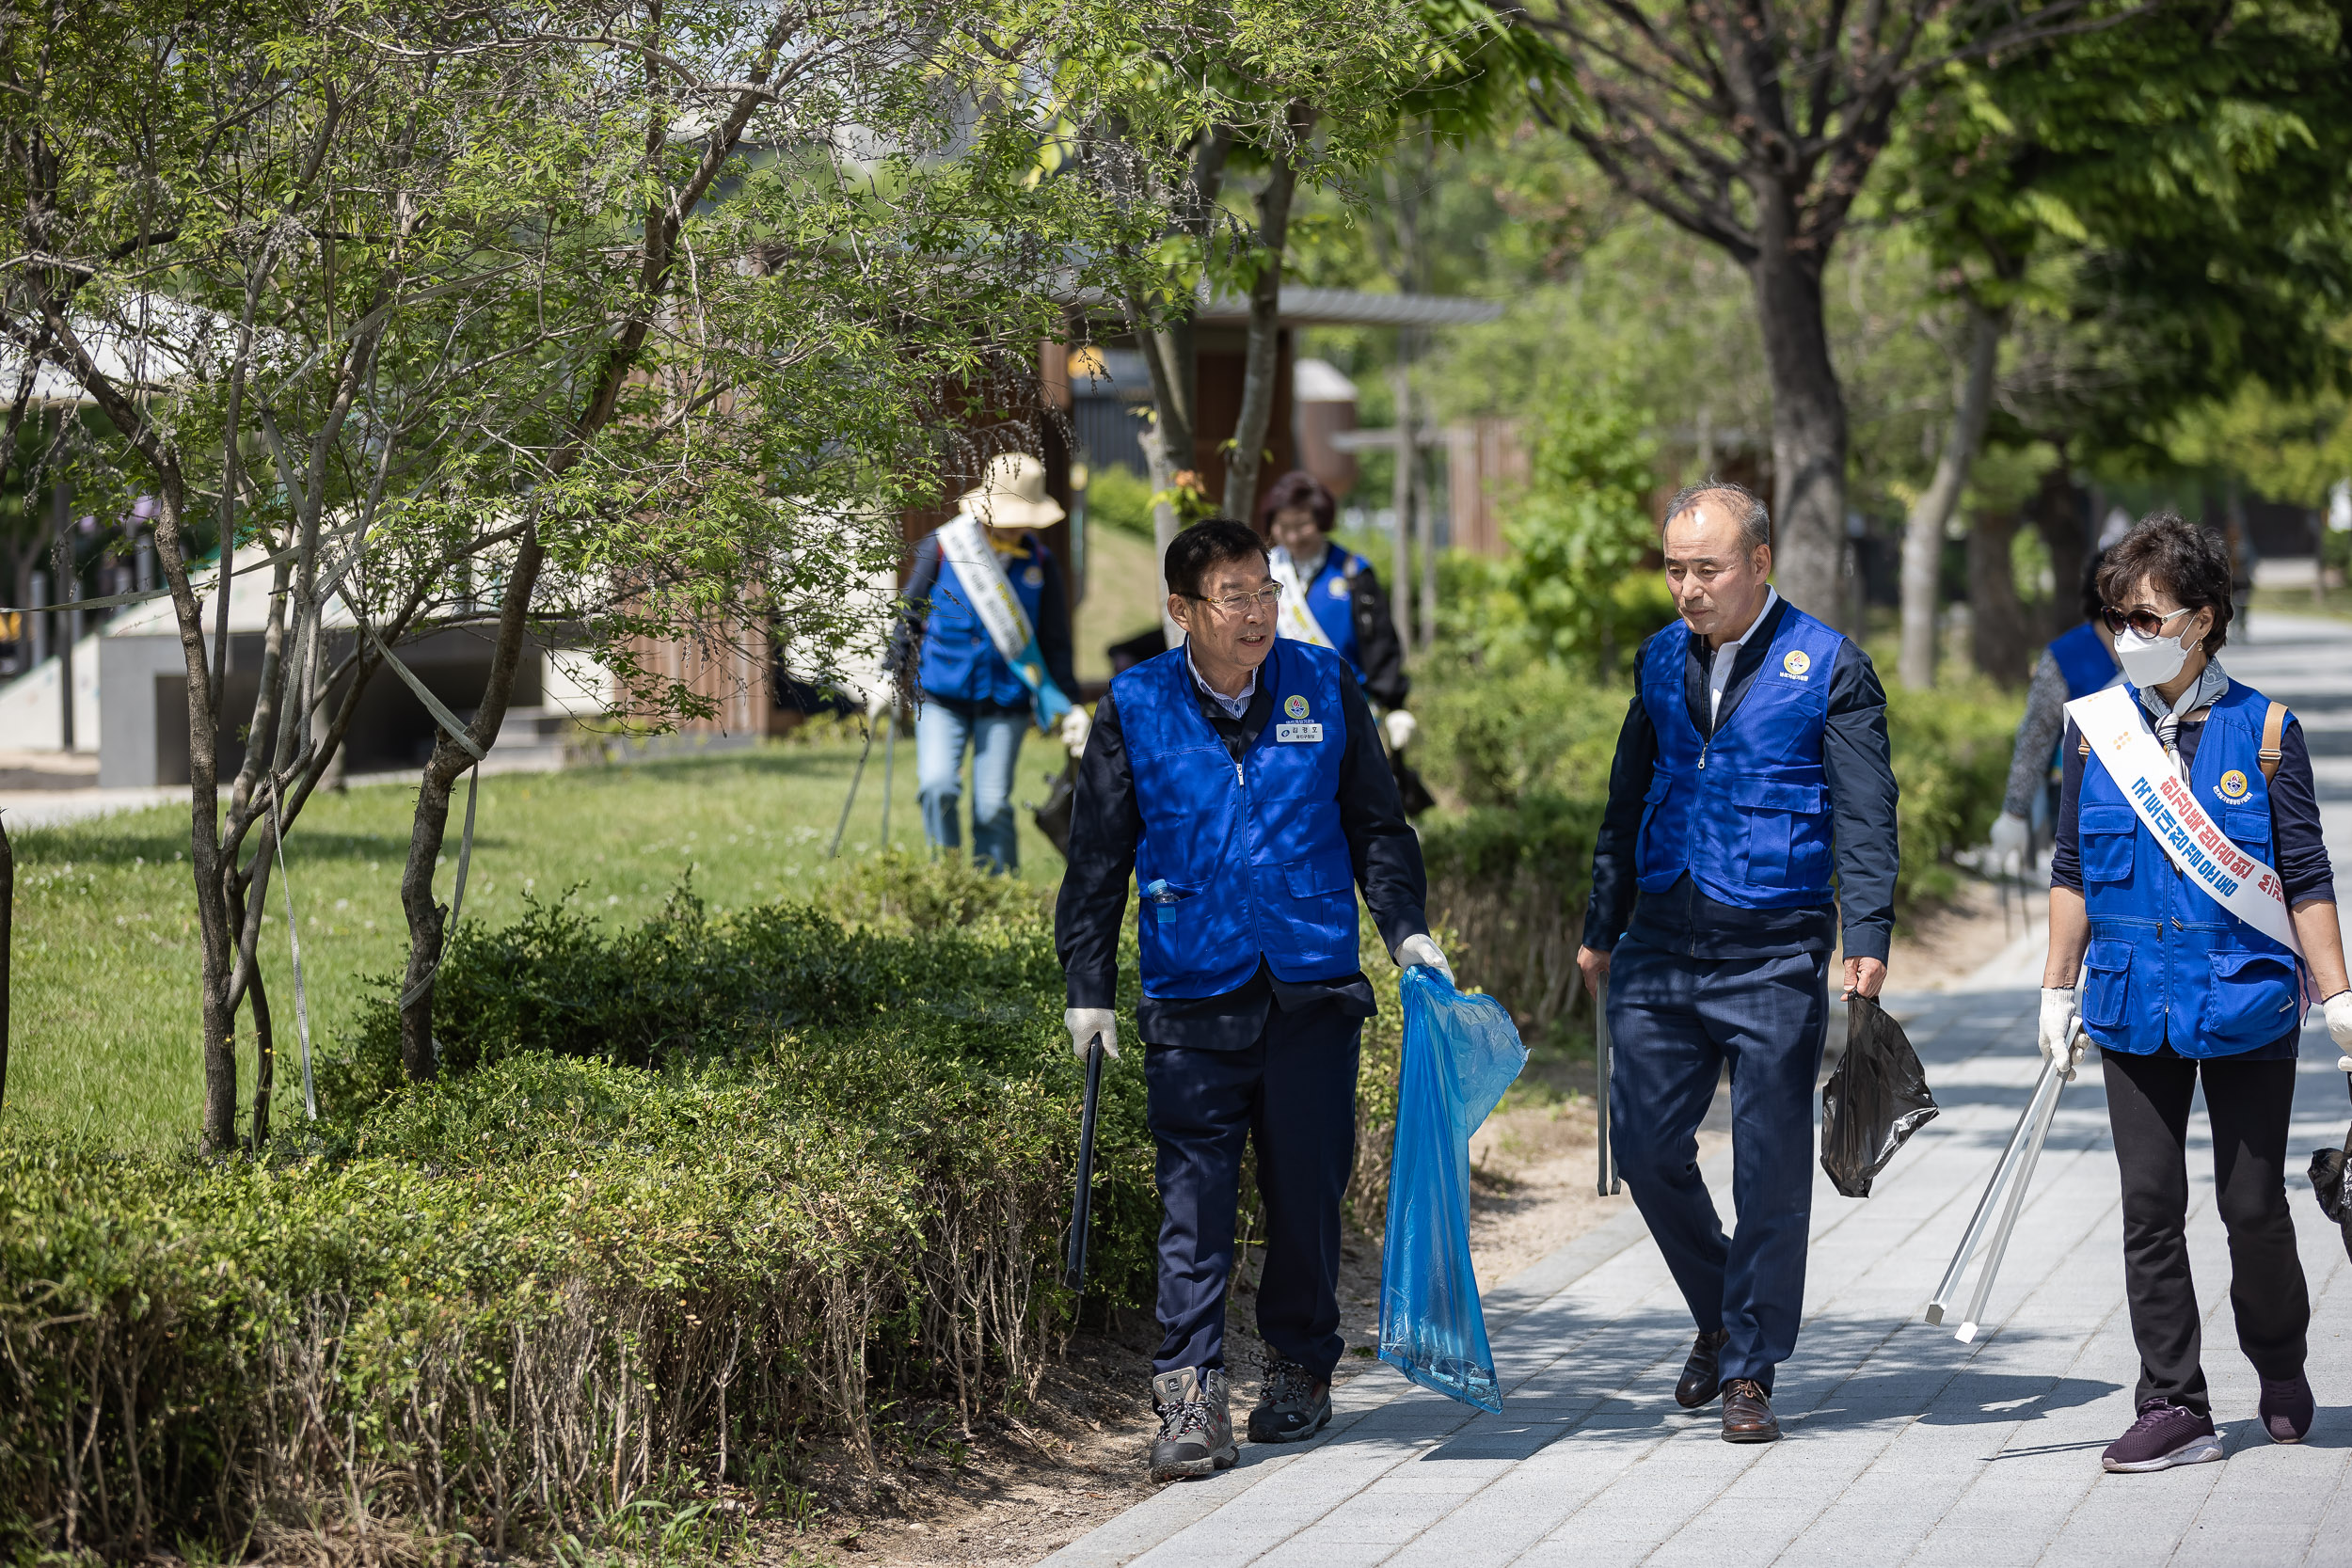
[1248, 1357, 1333, 1444]
[1149, 1367, 1237, 1481]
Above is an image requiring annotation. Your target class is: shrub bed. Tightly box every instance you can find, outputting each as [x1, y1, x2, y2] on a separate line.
[2, 857, 1406, 1559]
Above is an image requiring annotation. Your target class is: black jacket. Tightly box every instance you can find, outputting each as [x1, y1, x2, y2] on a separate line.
[1335, 555, 1411, 710]
[1582, 597, 1899, 963]
[1055, 656, 1430, 1049]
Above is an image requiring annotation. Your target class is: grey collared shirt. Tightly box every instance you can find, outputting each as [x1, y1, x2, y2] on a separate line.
[1187, 645, 1258, 721]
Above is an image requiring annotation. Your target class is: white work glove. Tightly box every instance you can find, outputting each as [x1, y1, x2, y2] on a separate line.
[2039, 986, 2087, 1079]
[1066, 1006, 1119, 1061]
[1395, 933, 1454, 987]
[1059, 705, 1091, 758]
[1990, 811, 2029, 866]
[2326, 990, 2352, 1067]
[1383, 709, 1419, 753]
[866, 685, 893, 722]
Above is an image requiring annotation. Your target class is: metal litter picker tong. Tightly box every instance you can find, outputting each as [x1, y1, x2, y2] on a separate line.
[1926, 1053, 2068, 1341]
[1596, 976, 1622, 1197]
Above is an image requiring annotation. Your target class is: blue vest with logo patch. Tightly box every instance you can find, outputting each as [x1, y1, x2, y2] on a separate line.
[1297, 547, 1366, 681]
[2049, 620, 2115, 701]
[917, 531, 1053, 707]
[1633, 605, 1847, 909]
[1111, 638, 1357, 998]
[2075, 679, 2301, 1058]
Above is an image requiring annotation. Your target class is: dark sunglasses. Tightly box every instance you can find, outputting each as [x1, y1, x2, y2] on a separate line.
[2100, 604, 2197, 639]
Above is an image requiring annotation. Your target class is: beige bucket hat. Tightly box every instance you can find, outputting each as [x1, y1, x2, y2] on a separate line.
[960, 452, 1066, 530]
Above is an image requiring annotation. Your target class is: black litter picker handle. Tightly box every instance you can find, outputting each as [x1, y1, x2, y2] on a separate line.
[1064, 1036, 1106, 1293]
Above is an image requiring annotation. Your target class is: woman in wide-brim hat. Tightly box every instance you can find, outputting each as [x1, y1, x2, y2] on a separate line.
[2040, 512, 2352, 1473]
[886, 453, 1080, 874]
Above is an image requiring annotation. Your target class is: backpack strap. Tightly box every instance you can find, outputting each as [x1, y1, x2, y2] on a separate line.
[2259, 700, 2288, 782]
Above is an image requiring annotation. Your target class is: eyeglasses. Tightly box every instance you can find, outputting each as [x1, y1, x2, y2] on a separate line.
[2100, 604, 2196, 639]
[1189, 584, 1282, 615]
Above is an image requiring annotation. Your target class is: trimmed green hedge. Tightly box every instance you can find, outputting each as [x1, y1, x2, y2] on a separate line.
[2, 856, 1408, 1559]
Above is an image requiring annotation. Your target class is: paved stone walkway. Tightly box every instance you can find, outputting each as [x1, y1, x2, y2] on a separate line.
[1048, 610, 2352, 1567]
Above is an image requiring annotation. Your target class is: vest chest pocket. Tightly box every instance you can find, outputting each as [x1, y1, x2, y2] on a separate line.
[1268, 852, 1356, 957]
[2081, 940, 2133, 1032]
[2078, 804, 2138, 884]
[1724, 776, 1828, 887]
[2222, 805, 2272, 855]
[2199, 949, 2301, 1052]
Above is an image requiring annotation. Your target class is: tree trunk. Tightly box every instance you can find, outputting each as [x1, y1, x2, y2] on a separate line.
[2029, 455, 2088, 638]
[1390, 356, 1413, 649]
[1222, 106, 1310, 523]
[148, 483, 241, 1151]
[1748, 198, 1849, 628]
[1899, 299, 2004, 690]
[1969, 509, 2035, 687]
[397, 532, 545, 1080]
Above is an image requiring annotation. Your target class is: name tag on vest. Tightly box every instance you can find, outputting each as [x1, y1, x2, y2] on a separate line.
[1275, 721, 1325, 743]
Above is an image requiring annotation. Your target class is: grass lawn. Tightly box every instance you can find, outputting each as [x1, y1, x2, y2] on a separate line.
[6, 722, 1074, 1154]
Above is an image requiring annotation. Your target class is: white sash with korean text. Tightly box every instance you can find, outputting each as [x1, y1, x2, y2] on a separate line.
[2068, 684, 2304, 958]
[1269, 546, 1338, 650]
[936, 512, 1072, 727]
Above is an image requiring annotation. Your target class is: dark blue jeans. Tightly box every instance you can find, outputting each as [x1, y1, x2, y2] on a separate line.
[1144, 1001, 1362, 1381]
[1605, 937, 1829, 1391]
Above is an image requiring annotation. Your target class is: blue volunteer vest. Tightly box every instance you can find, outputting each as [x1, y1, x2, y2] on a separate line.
[1112, 638, 1357, 998]
[2076, 679, 2301, 1058]
[918, 532, 1054, 707]
[1633, 605, 1846, 908]
[1292, 547, 1366, 683]
[2049, 621, 2116, 700]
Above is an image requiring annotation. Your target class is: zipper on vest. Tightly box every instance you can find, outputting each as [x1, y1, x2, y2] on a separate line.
[1698, 740, 1709, 770]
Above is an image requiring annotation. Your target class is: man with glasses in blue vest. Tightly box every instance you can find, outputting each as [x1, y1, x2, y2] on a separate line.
[1575, 482, 1900, 1444]
[1056, 518, 1446, 1481]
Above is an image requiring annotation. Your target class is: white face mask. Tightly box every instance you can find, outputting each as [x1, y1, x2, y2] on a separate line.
[2114, 619, 2199, 688]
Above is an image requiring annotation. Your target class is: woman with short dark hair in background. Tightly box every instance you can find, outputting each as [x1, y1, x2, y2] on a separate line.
[1257, 471, 1416, 755]
[1990, 550, 2122, 864]
[2040, 512, 2352, 1473]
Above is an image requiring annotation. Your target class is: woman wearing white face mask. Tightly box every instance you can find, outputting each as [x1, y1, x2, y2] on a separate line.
[2041, 513, 2352, 1475]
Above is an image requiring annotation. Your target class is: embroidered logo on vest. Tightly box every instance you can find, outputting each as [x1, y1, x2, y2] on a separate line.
[1781, 649, 1812, 679]
[2217, 768, 2250, 801]
[1284, 694, 1311, 720]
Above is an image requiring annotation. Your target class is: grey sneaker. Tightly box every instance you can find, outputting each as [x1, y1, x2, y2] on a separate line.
[2101, 1400, 2222, 1472]
[1149, 1367, 1237, 1481]
[1248, 1358, 1333, 1444]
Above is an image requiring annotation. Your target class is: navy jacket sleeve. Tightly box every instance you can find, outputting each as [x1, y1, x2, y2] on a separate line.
[1581, 637, 1661, 951]
[1055, 689, 1141, 1008]
[2270, 721, 2335, 908]
[1825, 641, 1899, 962]
[886, 533, 942, 675]
[1337, 666, 1429, 953]
[1347, 562, 1411, 709]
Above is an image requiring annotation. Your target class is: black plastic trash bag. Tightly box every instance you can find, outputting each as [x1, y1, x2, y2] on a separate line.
[1378, 967, 1527, 1413]
[2306, 1129, 2352, 1260]
[1820, 994, 1938, 1198]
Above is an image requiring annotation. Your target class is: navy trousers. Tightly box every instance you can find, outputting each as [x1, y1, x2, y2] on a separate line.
[1145, 1002, 1361, 1381]
[1605, 937, 1829, 1391]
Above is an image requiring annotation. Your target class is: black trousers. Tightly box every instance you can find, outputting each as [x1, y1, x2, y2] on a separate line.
[2103, 1048, 2309, 1415]
[1144, 1001, 1362, 1382]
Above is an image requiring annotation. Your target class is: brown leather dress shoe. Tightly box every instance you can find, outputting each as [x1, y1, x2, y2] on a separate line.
[1675, 1329, 1730, 1408]
[1721, 1378, 1780, 1443]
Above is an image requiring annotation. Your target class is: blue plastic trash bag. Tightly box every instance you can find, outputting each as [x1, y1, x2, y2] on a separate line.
[1378, 966, 1528, 1413]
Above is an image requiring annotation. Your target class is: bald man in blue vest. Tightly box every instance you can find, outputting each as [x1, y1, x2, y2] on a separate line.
[1575, 482, 1899, 1444]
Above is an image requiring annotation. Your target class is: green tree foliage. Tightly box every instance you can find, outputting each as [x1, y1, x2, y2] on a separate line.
[1486, 387, 1665, 676]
